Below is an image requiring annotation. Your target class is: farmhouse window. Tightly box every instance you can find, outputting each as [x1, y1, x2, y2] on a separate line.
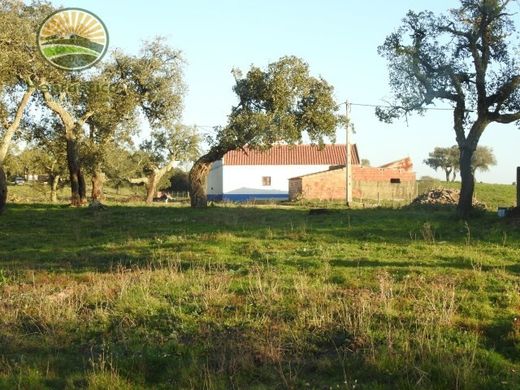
[262, 176, 271, 186]
[390, 178, 401, 184]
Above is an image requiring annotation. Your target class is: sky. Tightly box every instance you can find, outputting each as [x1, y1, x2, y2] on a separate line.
[46, 0, 520, 184]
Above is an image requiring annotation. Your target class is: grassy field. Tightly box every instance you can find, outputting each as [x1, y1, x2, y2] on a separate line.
[0, 183, 518, 389]
[417, 180, 517, 211]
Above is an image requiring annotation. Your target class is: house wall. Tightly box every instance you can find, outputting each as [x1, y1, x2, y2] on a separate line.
[352, 166, 416, 202]
[289, 166, 417, 202]
[289, 168, 347, 201]
[210, 164, 333, 201]
[207, 160, 223, 199]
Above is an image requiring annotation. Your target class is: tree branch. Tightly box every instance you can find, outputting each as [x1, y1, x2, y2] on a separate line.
[42, 91, 76, 133]
[486, 75, 520, 110]
[0, 87, 35, 165]
[488, 111, 520, 124]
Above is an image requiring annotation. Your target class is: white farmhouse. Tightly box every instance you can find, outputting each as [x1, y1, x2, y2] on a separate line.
[207, 144, 359, 201]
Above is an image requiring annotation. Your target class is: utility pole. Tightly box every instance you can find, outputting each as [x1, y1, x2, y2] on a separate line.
[516, 167, 520, 207]
[345, 101, 352, 207]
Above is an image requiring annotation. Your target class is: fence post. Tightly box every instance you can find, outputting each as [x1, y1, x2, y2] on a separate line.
[516, 167, 520, 207]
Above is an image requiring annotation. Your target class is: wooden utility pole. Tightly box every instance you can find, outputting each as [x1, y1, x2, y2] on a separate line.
[517, 167, 519, 207]
[345, 101, 352, 206]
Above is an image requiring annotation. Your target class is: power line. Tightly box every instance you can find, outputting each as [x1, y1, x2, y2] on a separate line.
[339, 101, 474, 112]
[191, 100, 465, 131]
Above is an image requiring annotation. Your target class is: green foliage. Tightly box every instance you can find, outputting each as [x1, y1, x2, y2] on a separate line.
[378, 0, 520, 216]
[424, 146, 460, 181]
[0, 1, 57, 90]
[425, 145, 497, 181]
[377, 1, 520, 129]
[190, 56, 344, 207]
[5, 145, 65, 178]
[472, 145, 497, 175]
[140, 124, 200, 168]
[108, 38, 185, 130]
[208, 55, 342, 157]
[169, 169, 189, 192]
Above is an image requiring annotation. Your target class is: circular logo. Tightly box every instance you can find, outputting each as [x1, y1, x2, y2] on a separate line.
[38, 8, 109, 71]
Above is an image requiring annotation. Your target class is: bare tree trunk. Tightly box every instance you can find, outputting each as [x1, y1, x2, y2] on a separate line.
[91, 171, 106, 201]
[43, 92, 93, 207]
[0, 88, 35, 214]
[145, 161, 176, 204]
[451, 171, 457, 182]
[50, 174, 60, 203]
[0, 167, 6, 214]
[146, 172, 160, 204]
[457, 147, 475, 218]
[79, 170, 87, 204]
[66, 138, 83, 206]
[0, 88, 35, 165]
[189, 158, 212, 208]
[445, 168, 451, 182]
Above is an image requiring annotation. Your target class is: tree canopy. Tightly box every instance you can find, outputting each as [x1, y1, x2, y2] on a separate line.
[425, 145, 496, 181]
[189, 56, 343, 207]
[424, 146, 460, 182]
[378, 0, 520, 217]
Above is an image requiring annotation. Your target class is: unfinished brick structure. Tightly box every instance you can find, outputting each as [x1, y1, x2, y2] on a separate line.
[289, 158, 417, 202]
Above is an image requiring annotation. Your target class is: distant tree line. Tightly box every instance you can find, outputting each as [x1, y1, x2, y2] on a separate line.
[424, 146, 496, 182]
[1, 0, 519, 218]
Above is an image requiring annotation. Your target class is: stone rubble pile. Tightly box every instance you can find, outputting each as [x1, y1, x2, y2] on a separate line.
[412, 188, 486, 208]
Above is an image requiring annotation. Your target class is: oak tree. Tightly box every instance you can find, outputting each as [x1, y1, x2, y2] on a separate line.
[0, 1, 57, 212]
[189, 56, 343, 207]
[424, 146, 459, 181]
[134, 124, 200, 203]
[378, 0, 520, 217]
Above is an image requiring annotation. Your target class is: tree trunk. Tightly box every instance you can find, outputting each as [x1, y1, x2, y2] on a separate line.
[457, 147, 475, 218]
[43, 92, 93, 207]
[146, 161, 176, 204]
[451, 171, 457, 182]
[189, 158, 212, 208]
[0, 88, 35, 165]
[445, 168, 452, 182]
[50, 174, 60, 203]
[79, 170, 87, 204]
[0, 88, 35, 214]
[517, 167, 520, 208]
[0, 166, 6, 214]
[66, 138, 83, 206]
[91, 171, 106, 201]
[146, 172, 160, 204]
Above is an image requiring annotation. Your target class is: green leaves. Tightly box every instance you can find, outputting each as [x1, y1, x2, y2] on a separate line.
[223, 55, 341, 150]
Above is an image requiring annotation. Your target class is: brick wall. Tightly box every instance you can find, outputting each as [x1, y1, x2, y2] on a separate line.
[289, 166, 417, 202]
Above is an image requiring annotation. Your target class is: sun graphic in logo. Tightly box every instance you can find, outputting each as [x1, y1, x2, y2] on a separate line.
[38, 8, 109, 71]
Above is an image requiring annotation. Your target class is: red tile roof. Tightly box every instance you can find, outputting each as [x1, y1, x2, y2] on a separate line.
[223, 144, 360, 166]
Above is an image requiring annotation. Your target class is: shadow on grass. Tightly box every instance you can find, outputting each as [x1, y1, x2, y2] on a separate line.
[0, 203, 517, 273]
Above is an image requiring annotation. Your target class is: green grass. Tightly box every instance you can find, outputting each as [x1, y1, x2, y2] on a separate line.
[0, 184, 519, 389]
[418, 180, 517, 210]
[42, 45, 100, 59]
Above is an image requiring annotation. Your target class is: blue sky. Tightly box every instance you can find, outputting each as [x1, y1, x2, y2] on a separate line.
[48, 0, 520, 184]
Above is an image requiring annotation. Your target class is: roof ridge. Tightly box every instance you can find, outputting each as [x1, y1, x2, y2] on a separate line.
[223, 144, 359, 166]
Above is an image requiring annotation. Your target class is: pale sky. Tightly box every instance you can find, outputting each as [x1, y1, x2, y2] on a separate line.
[46, 0, 520, 184]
